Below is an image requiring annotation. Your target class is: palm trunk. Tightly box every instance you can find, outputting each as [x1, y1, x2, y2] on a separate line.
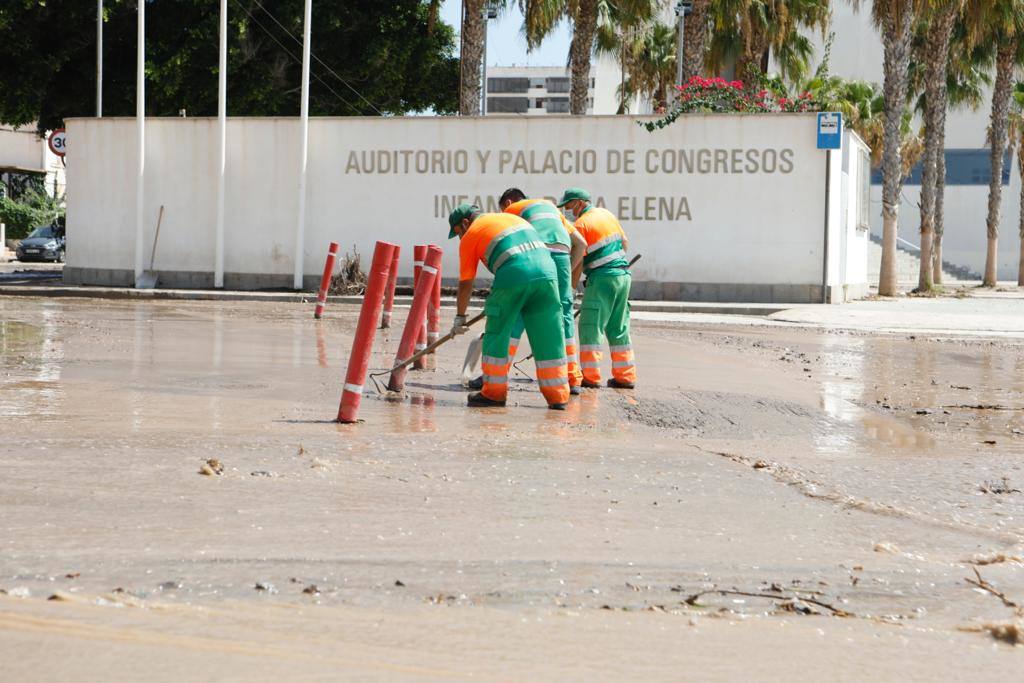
[916, 4, 957, 292]
[459, 0, 485, 116]
[682, 0, 709, 82]
[1018, 142, 1024, 286]
[984, 41, 1015, 286]
[569, 0, 598, 115]
[878, 8, 915, 296]
[933, 122, 947, 284]
[617, 37, 627, 114]
[427, 0, 440, 35]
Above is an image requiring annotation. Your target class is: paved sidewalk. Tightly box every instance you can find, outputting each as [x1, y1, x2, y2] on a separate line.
[769, 294, 1024, 336]
[0, 281, 788, 316]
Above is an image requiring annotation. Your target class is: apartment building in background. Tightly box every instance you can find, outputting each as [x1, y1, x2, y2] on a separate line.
[485, 66, 596, 115]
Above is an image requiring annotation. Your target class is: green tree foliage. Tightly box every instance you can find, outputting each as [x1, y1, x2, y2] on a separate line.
[0, 177, 64, 240]
[0, 0, 459, 134]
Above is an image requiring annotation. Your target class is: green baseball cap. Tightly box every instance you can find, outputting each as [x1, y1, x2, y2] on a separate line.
[447, 202, 479, 238]
[556, 187, 591, 207]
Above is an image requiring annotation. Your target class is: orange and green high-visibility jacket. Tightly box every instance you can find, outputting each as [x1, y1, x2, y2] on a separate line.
[504, 198, 575, 255]
[573, 206, 629, 273]
[459, 212, 556, 289]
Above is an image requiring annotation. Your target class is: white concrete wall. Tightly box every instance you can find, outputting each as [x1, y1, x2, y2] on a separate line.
[840, 132, 871, 290]
[0, 126, 47, 172]
[0, 126, 67, 198]
[64, 114, 866, 301]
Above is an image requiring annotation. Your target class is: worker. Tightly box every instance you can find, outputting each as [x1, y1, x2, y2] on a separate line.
[447, 203, 571, 410]
[466, 188, 586, 393]
[556, 188, 636, 389]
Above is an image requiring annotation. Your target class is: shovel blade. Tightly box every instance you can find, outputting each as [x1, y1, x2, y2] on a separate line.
[135, 271, 158, 289]
[460, 333, 484, 385]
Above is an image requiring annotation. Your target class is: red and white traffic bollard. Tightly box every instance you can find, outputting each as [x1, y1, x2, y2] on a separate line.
[314, 241, 340, 319]
[338, 240, 398, 423]
[412, 245, 429, 370]
[388, 245, 441, 392]
[425, 244, 442, 369]
[380, 246, 400, 329]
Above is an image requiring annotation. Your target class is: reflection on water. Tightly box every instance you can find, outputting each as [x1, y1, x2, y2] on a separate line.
[0, 311, 64, 418]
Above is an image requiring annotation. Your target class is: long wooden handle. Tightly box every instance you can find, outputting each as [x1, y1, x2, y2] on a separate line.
[149, 205, 165, 270]
[384, 311, 485, 374]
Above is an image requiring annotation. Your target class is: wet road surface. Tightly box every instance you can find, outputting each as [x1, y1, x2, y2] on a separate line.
[1, 297, 1022, 679]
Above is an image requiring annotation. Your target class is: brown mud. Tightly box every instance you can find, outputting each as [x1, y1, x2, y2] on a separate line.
[1, 297, 1023, 679]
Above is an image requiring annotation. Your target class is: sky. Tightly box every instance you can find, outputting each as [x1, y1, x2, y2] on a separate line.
[439, 1, 572, 67]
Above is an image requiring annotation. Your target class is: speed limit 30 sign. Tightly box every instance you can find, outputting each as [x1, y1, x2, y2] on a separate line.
[48, 128, 67, 157]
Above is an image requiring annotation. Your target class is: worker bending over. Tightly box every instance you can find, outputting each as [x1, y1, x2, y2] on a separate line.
[447, 203, 571, 409]
[499, 188, 587, 393]
[557, 188, 636, 389]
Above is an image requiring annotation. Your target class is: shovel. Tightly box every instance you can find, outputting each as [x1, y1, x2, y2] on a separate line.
[135, 205, 164, 289]
[369, 312, 486, 391]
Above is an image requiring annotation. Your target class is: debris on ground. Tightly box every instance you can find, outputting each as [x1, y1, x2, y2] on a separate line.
[966, 552, 1024, 566]
[254, 582, 277, 594]
[394, 579, 406, 587]
[965, 568, 1021, 610]
[873, 542, 900, 554]
[329, 247, 367, 295]
[250, 470, 274, 477]
[979, 477, 1021, 494]
[198, 458, 223, 476]
[302, 584, 320, 595]
[960, 622, 1024, 645]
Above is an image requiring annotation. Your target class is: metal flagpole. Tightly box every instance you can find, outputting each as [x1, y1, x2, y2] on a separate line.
[215, 0, 227, 288]
[134, 0, 145, 285]
[97, 0, 103, 117]
[294, 0, 313, 290]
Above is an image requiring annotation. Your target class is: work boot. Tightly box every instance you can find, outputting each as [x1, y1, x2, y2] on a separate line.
[466, 375, 484, 390]
[570, 385, 581, 396]
[467, 392, 506, 408]
[607, 378, 635, 390]
[581, 379, 601, 389]
[547, 402, 568, 411]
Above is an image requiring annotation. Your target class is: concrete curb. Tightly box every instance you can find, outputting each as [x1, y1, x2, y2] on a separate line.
[0, 284, 788, 316]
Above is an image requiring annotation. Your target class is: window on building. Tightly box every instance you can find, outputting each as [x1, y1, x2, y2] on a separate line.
[545, 99, 570, 114]
[487, 97, 529, 113]
[545, 77, 570, 93]
[529, 78, 545, 88]
[871, 148, 1012, 186]
[487, 78, 529, 94]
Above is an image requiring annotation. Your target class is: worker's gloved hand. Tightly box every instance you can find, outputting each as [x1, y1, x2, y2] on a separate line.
[451, 314, 470, 336]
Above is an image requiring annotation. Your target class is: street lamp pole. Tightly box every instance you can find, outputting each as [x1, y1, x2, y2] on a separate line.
[97, 0, 103, 116]
[481, 2, 498, 116]
[674, 1, 693, 105]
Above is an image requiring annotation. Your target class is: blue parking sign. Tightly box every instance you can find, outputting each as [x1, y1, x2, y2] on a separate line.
[817, 112, 842, 150]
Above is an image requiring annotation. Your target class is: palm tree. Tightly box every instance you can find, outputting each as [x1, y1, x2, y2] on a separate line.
[910, 1, 963, 292]
[460, 0, 487, 115]
[708, 0, 831, 87]
[594, 0, 662, 113]
[1011, 83, 1024, 285]
[624, 22, 680, 110]
[864, 0, 924, 297]
[682, 0, 711, 81]
[966, 0, 1024, 286]
[523, 0, 606, 114]
[930, 21, 991, 283]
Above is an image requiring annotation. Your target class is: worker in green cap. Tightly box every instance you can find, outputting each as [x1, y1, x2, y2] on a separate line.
[556, 188, 636, 389]
[447, 203, 571, 409]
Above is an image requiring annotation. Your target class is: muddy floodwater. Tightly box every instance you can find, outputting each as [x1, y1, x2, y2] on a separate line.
[1, 297, 1022, 679]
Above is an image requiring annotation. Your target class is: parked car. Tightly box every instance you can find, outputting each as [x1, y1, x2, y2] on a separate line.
[15, 224, 65, 263]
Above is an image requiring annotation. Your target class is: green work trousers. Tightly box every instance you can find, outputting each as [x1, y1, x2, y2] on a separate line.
[481, 278, 569, 406]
